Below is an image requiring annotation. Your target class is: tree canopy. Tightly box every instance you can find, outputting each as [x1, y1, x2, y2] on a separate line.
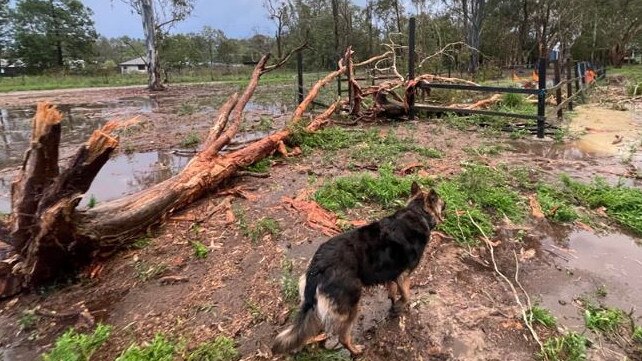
[12, 0, 97, 70]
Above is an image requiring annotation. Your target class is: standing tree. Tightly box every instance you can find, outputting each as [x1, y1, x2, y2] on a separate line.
[199, 26, 225, 80]
[263, 0, 290, 59]
[12, 0, 97, 70]
[0, 0, 10, 60]
[122, 0, 194, 90]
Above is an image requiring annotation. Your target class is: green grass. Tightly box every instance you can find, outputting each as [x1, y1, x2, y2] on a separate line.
[181, 132, 201, 148]
[245, 158, 271, 173]
[562, 176, 642, 235]
[633, 326, 642, 343]
[609, 64, 642, 83]
[256, 116, 274, 131]
[540, 332, 587, 361]
[0, 69, 296, 92]
[116, 334, 177, 361]
[134, 261, 167, 281]
[314, 164, 526, 246]
[292, 126, 441, 165]
[584, 305, 624, 333]
[191, 241, 209, 259]
[528, 306, 557, 328]
[42, 324, 112, 361]
[292, 349, 351, 361]
[131, 237, 152, 249]
[280, 259, 299, 305]
[19, 309, 38, 330]
[500, 93, 526, 108]
[314, 166, 433, 212]
[236, 213, 280, 244]
[87, 195, 98, 209]
[536, 185, 579, 223]
[186, 336, 239, 361]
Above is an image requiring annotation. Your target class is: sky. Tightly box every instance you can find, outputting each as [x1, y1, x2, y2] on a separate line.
[84, 0, 374, 39]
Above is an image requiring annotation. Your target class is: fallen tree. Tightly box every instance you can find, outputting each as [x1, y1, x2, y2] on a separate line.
[0, 49, 351, 298]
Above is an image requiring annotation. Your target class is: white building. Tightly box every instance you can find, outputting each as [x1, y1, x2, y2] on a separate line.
[119, 58, 147, 74]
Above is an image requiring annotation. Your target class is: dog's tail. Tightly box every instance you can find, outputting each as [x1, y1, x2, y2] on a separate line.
[272, 274, 322, 354]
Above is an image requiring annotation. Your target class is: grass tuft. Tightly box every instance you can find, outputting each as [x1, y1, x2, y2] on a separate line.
[245, 158, 271, 173]
[633, 326, 642, 343]
[116, 334, 176, 361]
[19, 309, 38, 330]
[192, 241, 209, 259]
[562, 176, 642, 235]
[528, 306, 557, 328]
[584, 305, 624, 333]
[87, 195, 98, 209]
[280, 259, 299, 305]
[536, 185, 579, 223]
[186, 336, 239, 361]
[540, 332, 587, 361]
[42, 324, 112, 361]
[181, 132, 201, 148]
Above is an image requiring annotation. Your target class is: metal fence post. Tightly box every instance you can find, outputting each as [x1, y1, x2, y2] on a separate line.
[297, 50, 304, 105]
[537, 58, 547, 138]
[566, 58, 573, 111]
[408, 17, 416, 120]
[554, 59, 562, 120]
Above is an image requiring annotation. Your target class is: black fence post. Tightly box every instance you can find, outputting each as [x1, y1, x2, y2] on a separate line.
[554, 59, 562, 120]
[408, 17, 416, 120]
[297, 50, 304, 105]
[566, 58, 573, 111]
[537, 58, 547, 138]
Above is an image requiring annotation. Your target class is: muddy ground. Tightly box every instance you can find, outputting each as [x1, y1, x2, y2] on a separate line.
[0, 77, 641, 361]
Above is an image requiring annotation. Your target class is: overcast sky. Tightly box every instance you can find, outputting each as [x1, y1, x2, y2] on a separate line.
[84, 0, 374, 39]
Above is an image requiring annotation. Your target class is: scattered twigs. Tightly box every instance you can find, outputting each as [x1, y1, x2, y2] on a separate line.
[467, 212, 543, 350]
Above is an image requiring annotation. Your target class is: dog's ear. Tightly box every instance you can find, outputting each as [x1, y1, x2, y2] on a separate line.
[411, 181, 421, 196]
[427, 188, 439, 204]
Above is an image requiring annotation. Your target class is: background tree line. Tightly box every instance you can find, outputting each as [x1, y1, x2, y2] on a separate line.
[0, 0, 640, 77]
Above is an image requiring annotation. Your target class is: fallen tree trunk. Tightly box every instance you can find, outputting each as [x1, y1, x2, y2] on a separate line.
[0, 49, 351, 298]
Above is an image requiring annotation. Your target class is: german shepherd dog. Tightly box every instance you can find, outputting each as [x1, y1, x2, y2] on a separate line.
[272, 182, 446, 357]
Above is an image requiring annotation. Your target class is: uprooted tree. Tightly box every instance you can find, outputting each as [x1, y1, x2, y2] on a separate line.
[0, 45, 496, 298]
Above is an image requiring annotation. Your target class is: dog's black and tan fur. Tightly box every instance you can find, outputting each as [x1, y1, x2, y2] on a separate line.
[272, 182, 446, 356]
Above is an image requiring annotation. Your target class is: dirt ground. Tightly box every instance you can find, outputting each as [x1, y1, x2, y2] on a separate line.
[0, 78, 641, 361]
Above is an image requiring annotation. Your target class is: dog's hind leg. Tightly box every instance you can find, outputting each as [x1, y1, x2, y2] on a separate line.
[397, 273, 411, 303]
[338, 306, 364, 357]
[386, 281, 398, 303]
[391, 272, 411, 315]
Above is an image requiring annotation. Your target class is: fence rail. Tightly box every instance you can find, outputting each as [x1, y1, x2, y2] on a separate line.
[295, 16, 604, 139]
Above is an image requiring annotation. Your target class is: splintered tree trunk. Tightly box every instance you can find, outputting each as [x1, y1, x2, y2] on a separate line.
[0, 51, 350, 298]
[141, 0, 164, 91]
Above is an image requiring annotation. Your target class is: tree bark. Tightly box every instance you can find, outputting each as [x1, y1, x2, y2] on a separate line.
[141, 0, 164, 91]
[0, 50, 351, 298]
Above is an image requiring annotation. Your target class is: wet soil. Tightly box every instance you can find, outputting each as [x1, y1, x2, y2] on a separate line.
[0, 83, 641, 361]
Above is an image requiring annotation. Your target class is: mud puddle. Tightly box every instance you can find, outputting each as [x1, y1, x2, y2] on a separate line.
[526, 225, 642, 330]
[0, 98, 157, 169]
[0, 151, 190, 213]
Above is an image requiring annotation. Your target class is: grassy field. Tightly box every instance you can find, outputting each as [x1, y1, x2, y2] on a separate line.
[609, 64, 642, 82]
[0, 68, 300, 92]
